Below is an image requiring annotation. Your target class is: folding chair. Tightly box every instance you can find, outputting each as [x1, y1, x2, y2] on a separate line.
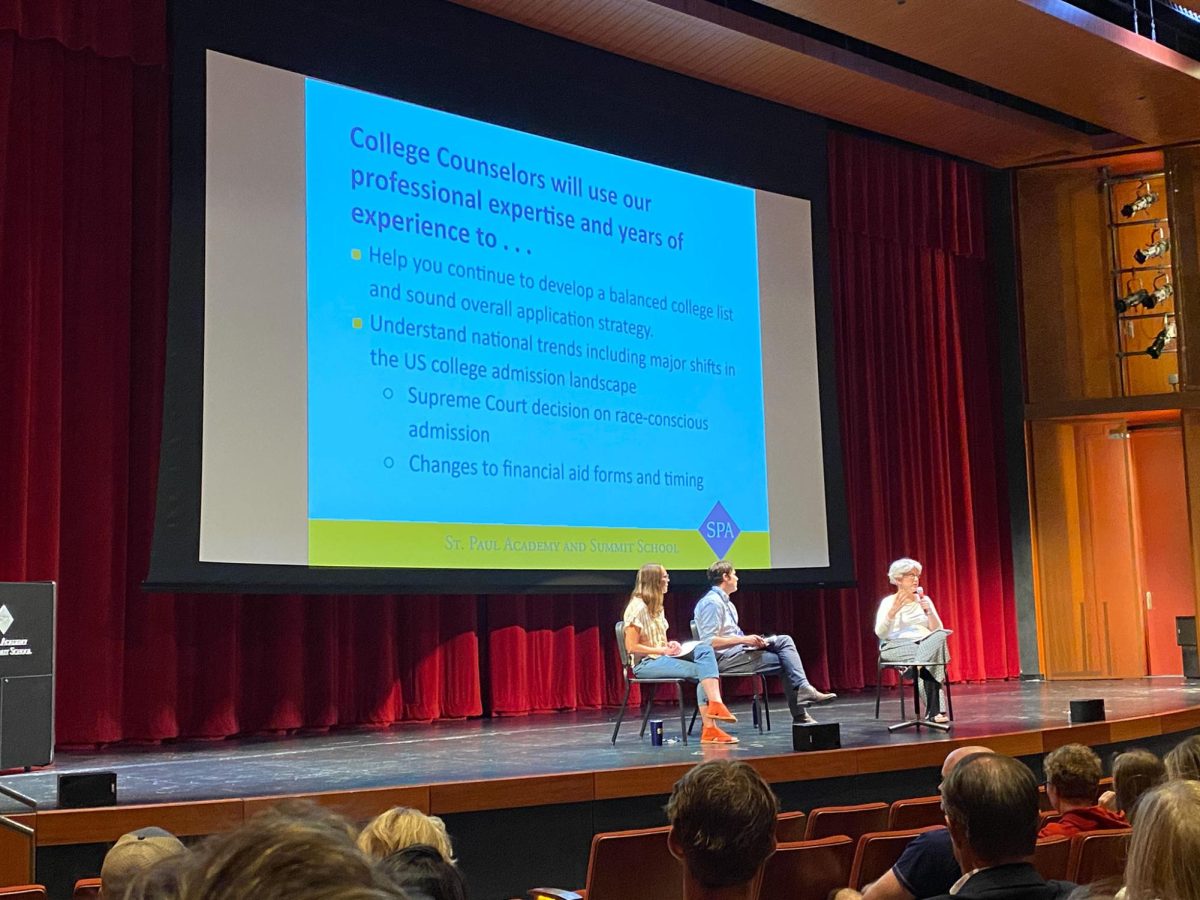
[686, 621, 780, 735]
[612, 622, 695, 745]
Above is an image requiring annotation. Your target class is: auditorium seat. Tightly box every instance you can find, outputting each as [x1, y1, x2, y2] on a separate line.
[72, 879, 101, 900]
[850, 826, 941, 889]
[0, 888, 47, 899]
[756, 836, 854, 900]
[1033, 836, 1071, 881]
[1067, 829, 1131, 884]
[528, 825, 679, 900]
[776, 810, 807, 842]
[1038, 810, 1063, 828]
[887, 795, 944, 830]
[803, 802, 889, 842]
[1038, 785, 1054, 811]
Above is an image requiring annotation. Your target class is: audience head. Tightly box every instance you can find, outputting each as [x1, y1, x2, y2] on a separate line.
[183, 801, 404, 900]
[940, 752, 1039, 868]
[1044, 743, 1102, 807]
[706, 559, 734, 587]
[118, 848, 191, 900]
[100, 826, 186, 898]
[887, 558, 922, 586]
[1164, 734, 1200, 782]
[666, 759, 778, 889]
[1123, 779, 1200, 900]
[358, 807, 455, 864]
[377, 844, 467, 900]
[1111, 749, 1166, 819]
[940, 745, 994, 787]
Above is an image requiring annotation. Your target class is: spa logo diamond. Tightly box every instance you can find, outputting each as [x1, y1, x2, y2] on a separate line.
[0, 605, 12, 635]
[699, 502, 739, 557]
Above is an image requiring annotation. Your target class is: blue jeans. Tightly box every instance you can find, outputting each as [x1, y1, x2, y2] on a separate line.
[633, 641, 720, 681]
[710, 635, 811, 716]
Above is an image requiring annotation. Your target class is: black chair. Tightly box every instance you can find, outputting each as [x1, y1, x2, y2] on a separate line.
[612, 621, 696, 745]
[874, 654, 953, 721]
[686, 620, 777, 735]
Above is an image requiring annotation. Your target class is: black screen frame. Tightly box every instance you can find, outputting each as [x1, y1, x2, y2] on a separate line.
[147, 0, 854, 595]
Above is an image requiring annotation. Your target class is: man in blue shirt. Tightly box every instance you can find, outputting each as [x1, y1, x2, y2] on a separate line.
[694, 560, 835, 724]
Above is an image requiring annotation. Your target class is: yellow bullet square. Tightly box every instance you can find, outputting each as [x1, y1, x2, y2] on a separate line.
[350, 248, 362, 260]
[352, 318, 363, 329]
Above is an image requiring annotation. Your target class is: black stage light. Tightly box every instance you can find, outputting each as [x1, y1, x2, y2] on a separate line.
[1115, 278, 1171, 314]
[1147, 330, 1168, 359]
[1146, 319, 1176, 359]
[1121, 182, 1158, 218]
[1134, 228, 1169, 264]
[1114, 288, 1150, 314]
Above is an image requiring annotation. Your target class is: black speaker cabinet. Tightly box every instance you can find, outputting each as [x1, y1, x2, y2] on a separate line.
[0, 582, 55, 769]
[792, 722, 841, 752]
[58, 772, 117, 809]
[1068, 699, 1106, 724]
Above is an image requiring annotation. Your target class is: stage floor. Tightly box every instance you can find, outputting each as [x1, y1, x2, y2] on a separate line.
[5, 678, 1199, 811]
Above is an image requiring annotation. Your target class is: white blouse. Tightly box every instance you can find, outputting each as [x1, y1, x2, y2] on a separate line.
[874, 594, 937, 641]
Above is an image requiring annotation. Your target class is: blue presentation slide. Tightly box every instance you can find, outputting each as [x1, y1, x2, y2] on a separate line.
[303, 77, 770, 567]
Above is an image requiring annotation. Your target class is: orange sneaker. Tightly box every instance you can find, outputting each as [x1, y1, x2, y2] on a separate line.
[703, 700, 738, 723]
[701, 724, 739, 744]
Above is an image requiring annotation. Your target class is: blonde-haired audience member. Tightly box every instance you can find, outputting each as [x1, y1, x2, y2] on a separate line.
[1163, 734, 1200, 782]
[1122, 779, 1200, 900]
[358, 807, 456, 863]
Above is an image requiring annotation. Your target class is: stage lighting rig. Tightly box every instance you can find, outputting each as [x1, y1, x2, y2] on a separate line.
[1120, 181, 1158, 218]
[1134, 227, 1169, 265]
[1115, 276, 1172, 313]
[1146, 316, 1177, 360]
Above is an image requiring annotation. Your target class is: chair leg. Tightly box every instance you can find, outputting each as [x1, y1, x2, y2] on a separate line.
[679, 683, 689, 744]
[687, 702, 699, 736]
[899, 669, 906, 720]
[874, 659, 883, 719]
[761, 676, 772, 731]
[612, 683, 633, 745]
[638, 684, 658, 737]
[945, 678, 954, 720]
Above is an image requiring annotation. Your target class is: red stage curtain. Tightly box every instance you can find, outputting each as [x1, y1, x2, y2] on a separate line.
[0, 10, 1019, 745]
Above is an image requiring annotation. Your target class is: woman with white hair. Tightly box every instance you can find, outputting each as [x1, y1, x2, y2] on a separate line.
[875, 558, 950, 724]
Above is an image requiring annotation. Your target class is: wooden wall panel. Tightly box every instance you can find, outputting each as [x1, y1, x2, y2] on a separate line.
[1130, 428, 1194, 674]
[36, 799, 244, 846]
[242, 785, 430, 822]
[0, 815, 35, 886]
[1030, 420, 1146, 679]
[1018, 170, 1115, 403]
[1166, 147, 1200, 391]
[1181, 410, 1200, 635]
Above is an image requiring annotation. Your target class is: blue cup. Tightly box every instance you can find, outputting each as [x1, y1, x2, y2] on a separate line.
[649, 719, 664, 746]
